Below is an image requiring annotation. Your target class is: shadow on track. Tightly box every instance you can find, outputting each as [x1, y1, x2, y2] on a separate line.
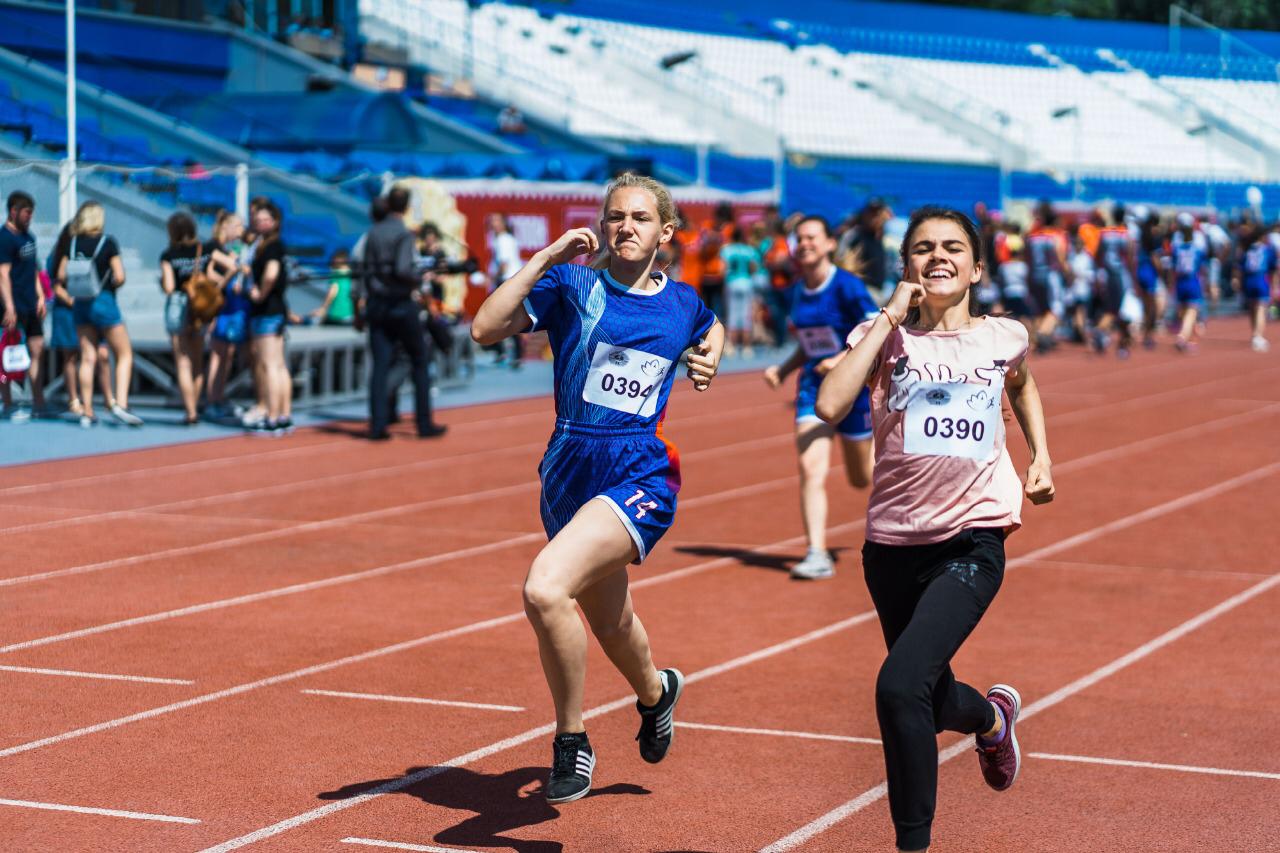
[673, 544, 850, 573]
[319, 765, 649, 853]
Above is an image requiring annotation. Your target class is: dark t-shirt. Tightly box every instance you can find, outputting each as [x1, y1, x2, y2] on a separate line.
[159, 241, 213, 289]
[68, 234, 121, 292]
[0, 225, 39, 313]
[250, 239, 288, 317]
[205, 240, 237, 283]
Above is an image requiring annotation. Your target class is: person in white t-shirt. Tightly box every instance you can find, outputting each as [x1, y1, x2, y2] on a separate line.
[487, 213, 525, 369]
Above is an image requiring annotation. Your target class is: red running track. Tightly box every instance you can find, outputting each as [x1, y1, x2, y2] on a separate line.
[1, 319, 1277, 853]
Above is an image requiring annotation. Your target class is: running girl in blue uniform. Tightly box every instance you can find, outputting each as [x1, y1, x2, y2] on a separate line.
[1169, 213, 1207, 354]
[471, 173, 725, 804]
[763, 216, 878, 580]
[1237, 222, 1276, 353]
[1134, 208, 1165, 350]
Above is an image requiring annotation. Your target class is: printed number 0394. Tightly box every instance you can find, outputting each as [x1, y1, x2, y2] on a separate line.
[600, 373, 654, 400]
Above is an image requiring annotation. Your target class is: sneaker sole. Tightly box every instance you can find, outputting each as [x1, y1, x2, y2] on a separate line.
[790, 568, 835, 580]
[988, 683, 1022, 790]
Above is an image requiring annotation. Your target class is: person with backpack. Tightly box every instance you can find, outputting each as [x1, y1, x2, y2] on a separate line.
[160, 212, 210, 425]
[204, 210, 250, 421]
[57, 201, 142, 428]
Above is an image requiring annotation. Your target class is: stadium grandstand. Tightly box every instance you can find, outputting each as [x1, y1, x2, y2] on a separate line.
[0, 0, 1277, 408]
[4, 4, 1280, 852]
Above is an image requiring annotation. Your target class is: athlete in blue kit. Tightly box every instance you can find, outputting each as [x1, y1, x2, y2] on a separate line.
[471, 173, 725, 805]
[1169, 213, 1208, 353]
[763, 216, 878, 580]
[1238, 222, 1276, 352]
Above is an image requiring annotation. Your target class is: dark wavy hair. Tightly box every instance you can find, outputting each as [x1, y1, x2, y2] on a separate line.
[899, 206, 985, 322]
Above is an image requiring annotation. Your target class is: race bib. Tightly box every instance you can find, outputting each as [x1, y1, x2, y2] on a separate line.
[582, 343, 671, 417]
[902, 381, 999, 460]
[795, 325, 842, 359]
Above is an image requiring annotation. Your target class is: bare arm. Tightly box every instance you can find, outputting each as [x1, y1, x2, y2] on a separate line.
[471, 228, 598, 346]
[0, 263, 14, 329]
[256, 260, 281, 301]
[763, 344, 807, 389]
[160, 261, 176, 296]
[109, 256, 126, 289]
[1004, 359, 1054, 505]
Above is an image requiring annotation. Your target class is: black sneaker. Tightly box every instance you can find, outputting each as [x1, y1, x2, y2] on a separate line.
[636, 668, 684, 764]
[546, 732, 595, 804]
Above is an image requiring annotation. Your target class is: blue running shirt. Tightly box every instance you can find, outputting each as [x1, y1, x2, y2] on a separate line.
[789, 267, 879, 382]
[524, 264, 717, 429]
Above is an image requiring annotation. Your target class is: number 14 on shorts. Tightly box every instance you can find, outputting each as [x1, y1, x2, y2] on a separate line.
[625, 489, 659, 519]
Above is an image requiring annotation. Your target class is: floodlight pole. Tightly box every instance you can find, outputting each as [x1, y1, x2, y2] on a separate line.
[61, 0, 77, 226]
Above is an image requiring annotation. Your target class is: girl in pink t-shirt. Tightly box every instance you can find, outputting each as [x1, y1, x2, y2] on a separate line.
[817, 207, 1054, 853]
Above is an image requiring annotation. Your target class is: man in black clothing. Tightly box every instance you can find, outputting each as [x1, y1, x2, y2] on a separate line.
[359, 187, 446, 440]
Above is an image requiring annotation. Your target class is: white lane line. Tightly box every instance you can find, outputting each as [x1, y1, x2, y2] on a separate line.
[197, 611, 877, 853]
[0, 425, 796, 590]
[0, 664, 192, 685]
[1051, 364, 1280, 426]
[0, 432, 820, 647]
[1028, 752, 1280, 781]
[0, 519, 865, 760]
[0, 533, 544, 654]
[4, 443, 1274, 759]
[0, 440, 542, 537]
[300, 690, 524, 713]
[0, 797, 199, 824]
[340, 837, 482, 852]
[0, 390, 778, 537]
[1028, 558, 1270, 582]
[0, 440, 347, 499]
[676, 721, 881, 745]
[1052, 401, 1280, 473]
[758, 560, 1280, 852]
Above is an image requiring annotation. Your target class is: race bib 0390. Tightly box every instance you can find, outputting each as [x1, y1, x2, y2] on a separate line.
[582, 343, 671, 417]
[795, 325, 842, 359]
[902, 381, 1000, 460]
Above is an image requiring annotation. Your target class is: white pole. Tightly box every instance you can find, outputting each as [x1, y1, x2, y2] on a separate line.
[61, 0, 77, 226]
[235, 162, 249, 222]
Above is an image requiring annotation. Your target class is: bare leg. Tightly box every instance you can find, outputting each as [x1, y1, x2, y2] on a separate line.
[96, 343, 114, 409]
[840, 435, 873, 490]
[577, 568, 663, 706]
[77, 328, 99, 417]
[173, 333, 197, 420]
[104, 325, 134, 409]
[522, 498, 641, 734]
[796, 420, 834, 552]
[62, 350, 81, 411]
[26, 336, 46, 409]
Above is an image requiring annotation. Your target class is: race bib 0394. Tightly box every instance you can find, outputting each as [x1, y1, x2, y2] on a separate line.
[902, 381, 1000, 460]
[582, 343, 671, 417]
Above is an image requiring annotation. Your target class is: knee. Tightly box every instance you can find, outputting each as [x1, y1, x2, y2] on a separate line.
[875, 660, 924, 717]
[798, 453, 826, 483]
[522, 565, 571, 622]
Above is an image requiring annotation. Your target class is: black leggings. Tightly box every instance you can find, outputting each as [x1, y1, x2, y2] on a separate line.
[862, 528, 1005, 852]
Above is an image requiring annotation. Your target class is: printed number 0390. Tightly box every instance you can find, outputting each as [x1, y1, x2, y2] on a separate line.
[600, 373, 654, 400]
[922, 416, 985, 442]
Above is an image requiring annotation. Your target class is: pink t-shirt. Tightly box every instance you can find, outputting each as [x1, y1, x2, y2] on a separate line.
[846, 316, 1029, 546]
